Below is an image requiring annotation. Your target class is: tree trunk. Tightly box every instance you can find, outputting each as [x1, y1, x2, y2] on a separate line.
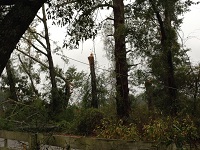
[41, 5, 63, 114]
[5, 60, 18, 101]
[150, 0, 178, 116]
[88, 53, 98, 108]
[145, 79, 154, 112]
[162, 7, 178, 116]
[0, 0, 46, 75]
[18, 55, 38, 97]
[113, 0, 130, 119]
[192, 67, 200, 116]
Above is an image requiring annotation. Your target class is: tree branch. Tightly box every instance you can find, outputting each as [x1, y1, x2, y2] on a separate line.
[21, 36, 48, 56]
[16, 48, 68, 83]
[18, 54, 39, 96]
[149, 0, 166, 43]
[32, 32, 48, 50]
[28, 28, 45, 39]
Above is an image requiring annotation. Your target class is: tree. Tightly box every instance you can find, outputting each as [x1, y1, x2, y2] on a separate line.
[113, 0, 130, 119]
[124, 0, 193, 116]
[48, 0, 131, 119]
[88, 53, 98, 108]
[40, 4, 62, 114]
[149, 0, 178, 116]
[5, 60, 18, 101]
[14, 4, 71, 115]
[0, 0, 46, 75]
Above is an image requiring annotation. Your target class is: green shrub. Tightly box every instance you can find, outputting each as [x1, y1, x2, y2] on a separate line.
[0, 118, 15, 130]
[95, 118, 139, 141]
[143, 115, 199, 148]
[75, 108, 104, 135]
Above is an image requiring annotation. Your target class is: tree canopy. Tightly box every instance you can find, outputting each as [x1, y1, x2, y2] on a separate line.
[0, 1, 200, 146]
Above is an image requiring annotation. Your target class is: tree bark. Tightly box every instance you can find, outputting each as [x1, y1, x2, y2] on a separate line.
[163, 4, 178, 116]
[113, 0, 130, 119]
[88, 53, 98, 108]
[145, 79, 154, 112]
[0, 0, 46, 75]
[149, 0, 178, 116]
[41, 5, 64, 114]
[5, 60, 18, 101]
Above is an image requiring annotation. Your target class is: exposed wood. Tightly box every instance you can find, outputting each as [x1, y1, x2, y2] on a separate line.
[88, 53, 98, 108]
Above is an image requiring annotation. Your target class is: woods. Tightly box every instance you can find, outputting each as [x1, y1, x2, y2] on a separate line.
[0, 0, 200, 149]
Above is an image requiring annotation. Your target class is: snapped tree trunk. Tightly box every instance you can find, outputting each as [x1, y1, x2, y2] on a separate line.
[88, 53, 98, 108]
[0, 0, 46, 75]
[113, 0, 130, 119]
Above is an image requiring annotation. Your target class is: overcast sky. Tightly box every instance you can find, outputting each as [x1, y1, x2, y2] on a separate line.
[48, 1, 200, 73]
[181, 1, 200, 64]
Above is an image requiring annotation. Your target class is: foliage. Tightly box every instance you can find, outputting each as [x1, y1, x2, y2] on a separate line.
[0, 117, 15, 130]
[78, 71, 111, 109]
[95, 118, 139, 141]
[143, 115, 199, 148]
[75, 108, 104, 135]
[47, 0, 108, 48]
[1, 99, 50, 132]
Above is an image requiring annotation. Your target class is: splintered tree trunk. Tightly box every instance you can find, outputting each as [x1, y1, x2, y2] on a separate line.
[0, 0, 46, 76]
[88, 53, 98, 108]
[113, 0, 130, 119]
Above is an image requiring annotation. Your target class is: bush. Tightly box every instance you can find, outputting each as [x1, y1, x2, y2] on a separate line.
[0, 117, 15, 130]
[1, 99, 50, 132]
[143, 115, 199, 148]
[95, 118, 139, 141]
[75, 108, 104, 135]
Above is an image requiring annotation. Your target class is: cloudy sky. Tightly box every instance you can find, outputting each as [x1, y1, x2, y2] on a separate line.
[181, 1, 200, 64]
[48, 1, 200, 73]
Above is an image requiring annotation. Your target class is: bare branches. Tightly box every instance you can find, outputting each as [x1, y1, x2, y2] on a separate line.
[16, 48, 68, 83]
[21, 36, 48, 56]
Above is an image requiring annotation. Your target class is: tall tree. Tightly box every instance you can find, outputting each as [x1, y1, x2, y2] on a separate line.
[49, 0, 131, 119]
[20, 4, 70, 115]
[0, 0, 46, 75]
[41, 5, 61, 114]
[148, 0, 181, 115]
[113, 0, 130, 119]
[124, 0, 193, 115]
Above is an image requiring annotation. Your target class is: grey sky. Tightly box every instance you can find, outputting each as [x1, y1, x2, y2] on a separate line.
[180, 1, 200, 64]
[47, 1, 200, 73]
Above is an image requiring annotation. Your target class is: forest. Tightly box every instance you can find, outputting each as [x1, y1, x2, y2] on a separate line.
[0, 0, 200, 149]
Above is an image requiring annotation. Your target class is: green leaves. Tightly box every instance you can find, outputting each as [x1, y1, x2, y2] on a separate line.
[143, 115, 199, 148]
